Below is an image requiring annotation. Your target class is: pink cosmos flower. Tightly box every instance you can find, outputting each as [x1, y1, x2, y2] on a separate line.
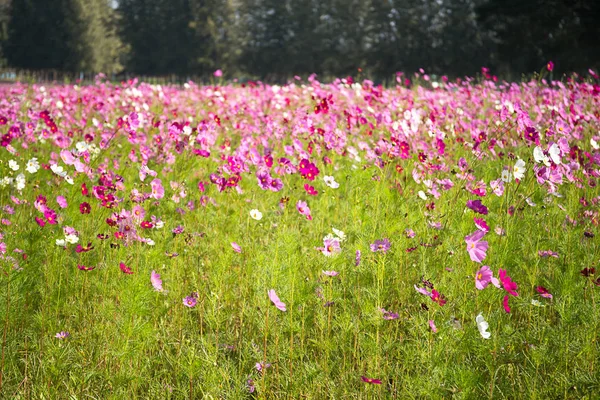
[465, 230, 488, 263]
[296, 200, 312, 220]
[55, 331, 70, 339]
[56, 196, 68, 208]
[475, 265, 493, 290]
[214, 69, 223, 77]
[318, 237, 341, 257]
[151, 270, 164, 292]
[150, 179, 165, 200]
[380, 308, 399, 320]
[370, 238, 391, 253]
[414, 285, 432, 297]
[231, 242, 242, 253]
[268, 289, 286, 311]
[490, 178, 505, 196]
[429, 320, 437, 333]
[322, 270, 339, 277]
[183, 296, 197, 308]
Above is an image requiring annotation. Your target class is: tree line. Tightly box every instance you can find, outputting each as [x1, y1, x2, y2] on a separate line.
[0, 0, 598, 81]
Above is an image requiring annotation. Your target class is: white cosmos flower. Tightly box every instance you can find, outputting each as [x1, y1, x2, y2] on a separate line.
[145, 238, 156, 246]
[26, 158, 40, 173]
[250, 209, 263, 220]
[476, 313, 491, 339]
[64, 175, 74, 185]
[323, 175, 339, 189]
[0, 177, 13, 187]
[8, 160, 19, 171]
[533, 146, 550, 166]
[65, 234, 79, 244]
[56, 239, 66, 247]
[418, 190, 427, 200]
[591, 138, 599, 150]
[513, 159, 526, 180]
[548, 143, 561, 164]
[332, 227, 346, 242]
[15, 174, 25, 191]
[501, 169, 512, 183]
[50, 164, 67, 177]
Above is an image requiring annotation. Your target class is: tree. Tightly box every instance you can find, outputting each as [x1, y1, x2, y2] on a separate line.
[6, 0, 122, 72]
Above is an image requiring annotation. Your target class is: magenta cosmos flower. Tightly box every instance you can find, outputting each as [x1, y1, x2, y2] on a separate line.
[466, 199, 488, 215]
[361, 376, 382, 384]
[465, 230, 488, 263]
[370, 238, 391, 253]
[498, 269, 518, 296]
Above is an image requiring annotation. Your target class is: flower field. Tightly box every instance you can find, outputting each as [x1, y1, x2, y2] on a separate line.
[0, 72, 599, 398]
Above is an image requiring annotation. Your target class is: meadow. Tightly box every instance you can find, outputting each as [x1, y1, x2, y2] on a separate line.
[0, 70, 599, 399]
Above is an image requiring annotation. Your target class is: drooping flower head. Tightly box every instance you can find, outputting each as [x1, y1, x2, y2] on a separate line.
[268, 289, 286, 312]
[151, 270, 164, 292]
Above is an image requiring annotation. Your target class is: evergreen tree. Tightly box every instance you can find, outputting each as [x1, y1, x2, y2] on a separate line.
[6, 0, 122, 72]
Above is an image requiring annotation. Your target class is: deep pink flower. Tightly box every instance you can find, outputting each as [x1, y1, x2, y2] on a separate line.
[474, 218, 489, 233]
[44, 209, 58, 225]
[498, 269, 518, 296]
[465, 230, 488, 263]
[361, 376, 382, 384]
[304, 184, 318, 196]
[466, 199, 488, 215]
[119, 262, 133, 274]
[35, 216, 46, 227]
[503, 295, 511, 313]
[536, 286, 553, 299]
[77, 264, 95, 271]
[431, 289, 447, 306]
[547, 61, 554, 72]
[79, 202, 91, 214]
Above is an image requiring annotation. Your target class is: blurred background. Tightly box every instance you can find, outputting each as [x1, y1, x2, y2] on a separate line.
[0, 0, 598, 82]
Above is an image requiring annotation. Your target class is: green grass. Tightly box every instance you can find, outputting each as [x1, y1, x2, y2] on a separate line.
[1, 150, 598, 399]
